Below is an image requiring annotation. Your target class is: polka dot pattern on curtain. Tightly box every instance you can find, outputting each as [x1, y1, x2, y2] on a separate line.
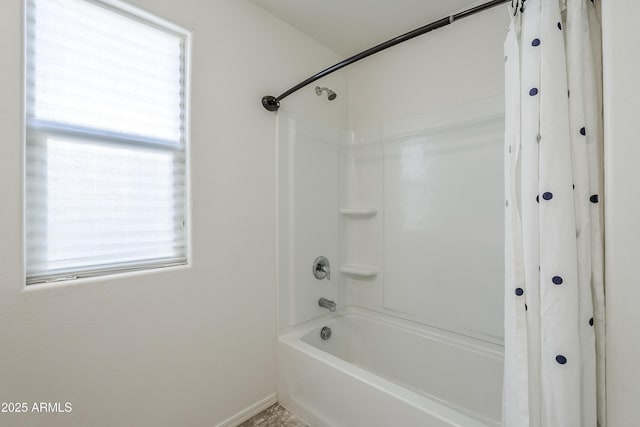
[503, 0, 606, 426]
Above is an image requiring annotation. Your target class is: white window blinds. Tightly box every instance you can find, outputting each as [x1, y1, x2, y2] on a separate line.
[25, 0, 189, 285]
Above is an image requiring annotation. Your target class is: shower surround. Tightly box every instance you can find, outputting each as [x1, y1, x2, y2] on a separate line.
[277, 96, 505, 425]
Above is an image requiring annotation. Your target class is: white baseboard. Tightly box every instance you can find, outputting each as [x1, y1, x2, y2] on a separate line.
[214, 393, 278, 427]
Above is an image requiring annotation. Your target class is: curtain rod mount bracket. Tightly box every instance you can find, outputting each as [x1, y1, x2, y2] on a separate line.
[262, 95, 280, 112]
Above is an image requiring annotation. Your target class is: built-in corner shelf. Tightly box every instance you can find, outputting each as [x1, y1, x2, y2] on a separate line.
[339, 264, 378, 278]
[339, 208, 378, 218]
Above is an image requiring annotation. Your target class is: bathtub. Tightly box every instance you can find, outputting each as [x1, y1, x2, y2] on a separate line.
[277, 307, 503, 426]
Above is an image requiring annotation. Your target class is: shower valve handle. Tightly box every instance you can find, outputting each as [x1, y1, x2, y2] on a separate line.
[313, 256, 330, 280]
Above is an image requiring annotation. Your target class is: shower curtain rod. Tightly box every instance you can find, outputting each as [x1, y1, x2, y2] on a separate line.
[262, 0, 510, 112]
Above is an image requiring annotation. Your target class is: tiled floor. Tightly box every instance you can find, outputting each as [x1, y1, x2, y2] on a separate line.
[238, 403, 309, 427]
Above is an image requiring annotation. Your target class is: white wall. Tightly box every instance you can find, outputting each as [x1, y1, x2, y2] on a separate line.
[342, 6, 509, 342]
[0, 1, 345, 426]
[602, 1, 640, 425]
[347, 6, 509, 130]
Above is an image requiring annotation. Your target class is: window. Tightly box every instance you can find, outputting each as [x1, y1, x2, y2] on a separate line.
[25, 0, 189, 285]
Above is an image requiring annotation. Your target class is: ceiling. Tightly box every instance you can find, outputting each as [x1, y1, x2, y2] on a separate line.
[249, 0, 480, 57]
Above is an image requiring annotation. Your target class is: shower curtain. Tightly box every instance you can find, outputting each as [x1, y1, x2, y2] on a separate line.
[503, 0, 605, 426]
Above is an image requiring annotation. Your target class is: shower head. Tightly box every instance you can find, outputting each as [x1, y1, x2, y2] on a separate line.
[315, 86, 337, 101]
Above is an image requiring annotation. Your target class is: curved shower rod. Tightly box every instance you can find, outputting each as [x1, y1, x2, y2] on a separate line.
[262, 0, 510, 112]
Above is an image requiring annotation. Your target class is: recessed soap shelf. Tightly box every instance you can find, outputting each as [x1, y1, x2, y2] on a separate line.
[339, 208, 378, 218]
[339, 264, 378, 278]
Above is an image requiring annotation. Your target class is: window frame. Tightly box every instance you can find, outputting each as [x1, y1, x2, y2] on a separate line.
[23, 0, 192, 286]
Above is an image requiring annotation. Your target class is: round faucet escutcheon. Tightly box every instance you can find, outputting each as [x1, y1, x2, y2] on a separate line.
[313, 256, 330, 280]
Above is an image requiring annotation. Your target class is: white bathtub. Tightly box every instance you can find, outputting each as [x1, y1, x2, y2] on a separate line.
[277, 307, 503, 426]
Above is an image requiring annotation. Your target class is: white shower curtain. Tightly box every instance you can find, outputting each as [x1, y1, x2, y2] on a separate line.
[503, 0, 605, 426]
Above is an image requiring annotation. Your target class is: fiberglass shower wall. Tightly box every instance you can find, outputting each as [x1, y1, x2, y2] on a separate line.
[340, 97, 505, 343]
[277, 96, 505, 343]
[277, 112, 347, 327]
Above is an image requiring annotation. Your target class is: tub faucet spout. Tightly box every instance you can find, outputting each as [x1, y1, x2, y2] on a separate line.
[318, 298, 336, 312]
